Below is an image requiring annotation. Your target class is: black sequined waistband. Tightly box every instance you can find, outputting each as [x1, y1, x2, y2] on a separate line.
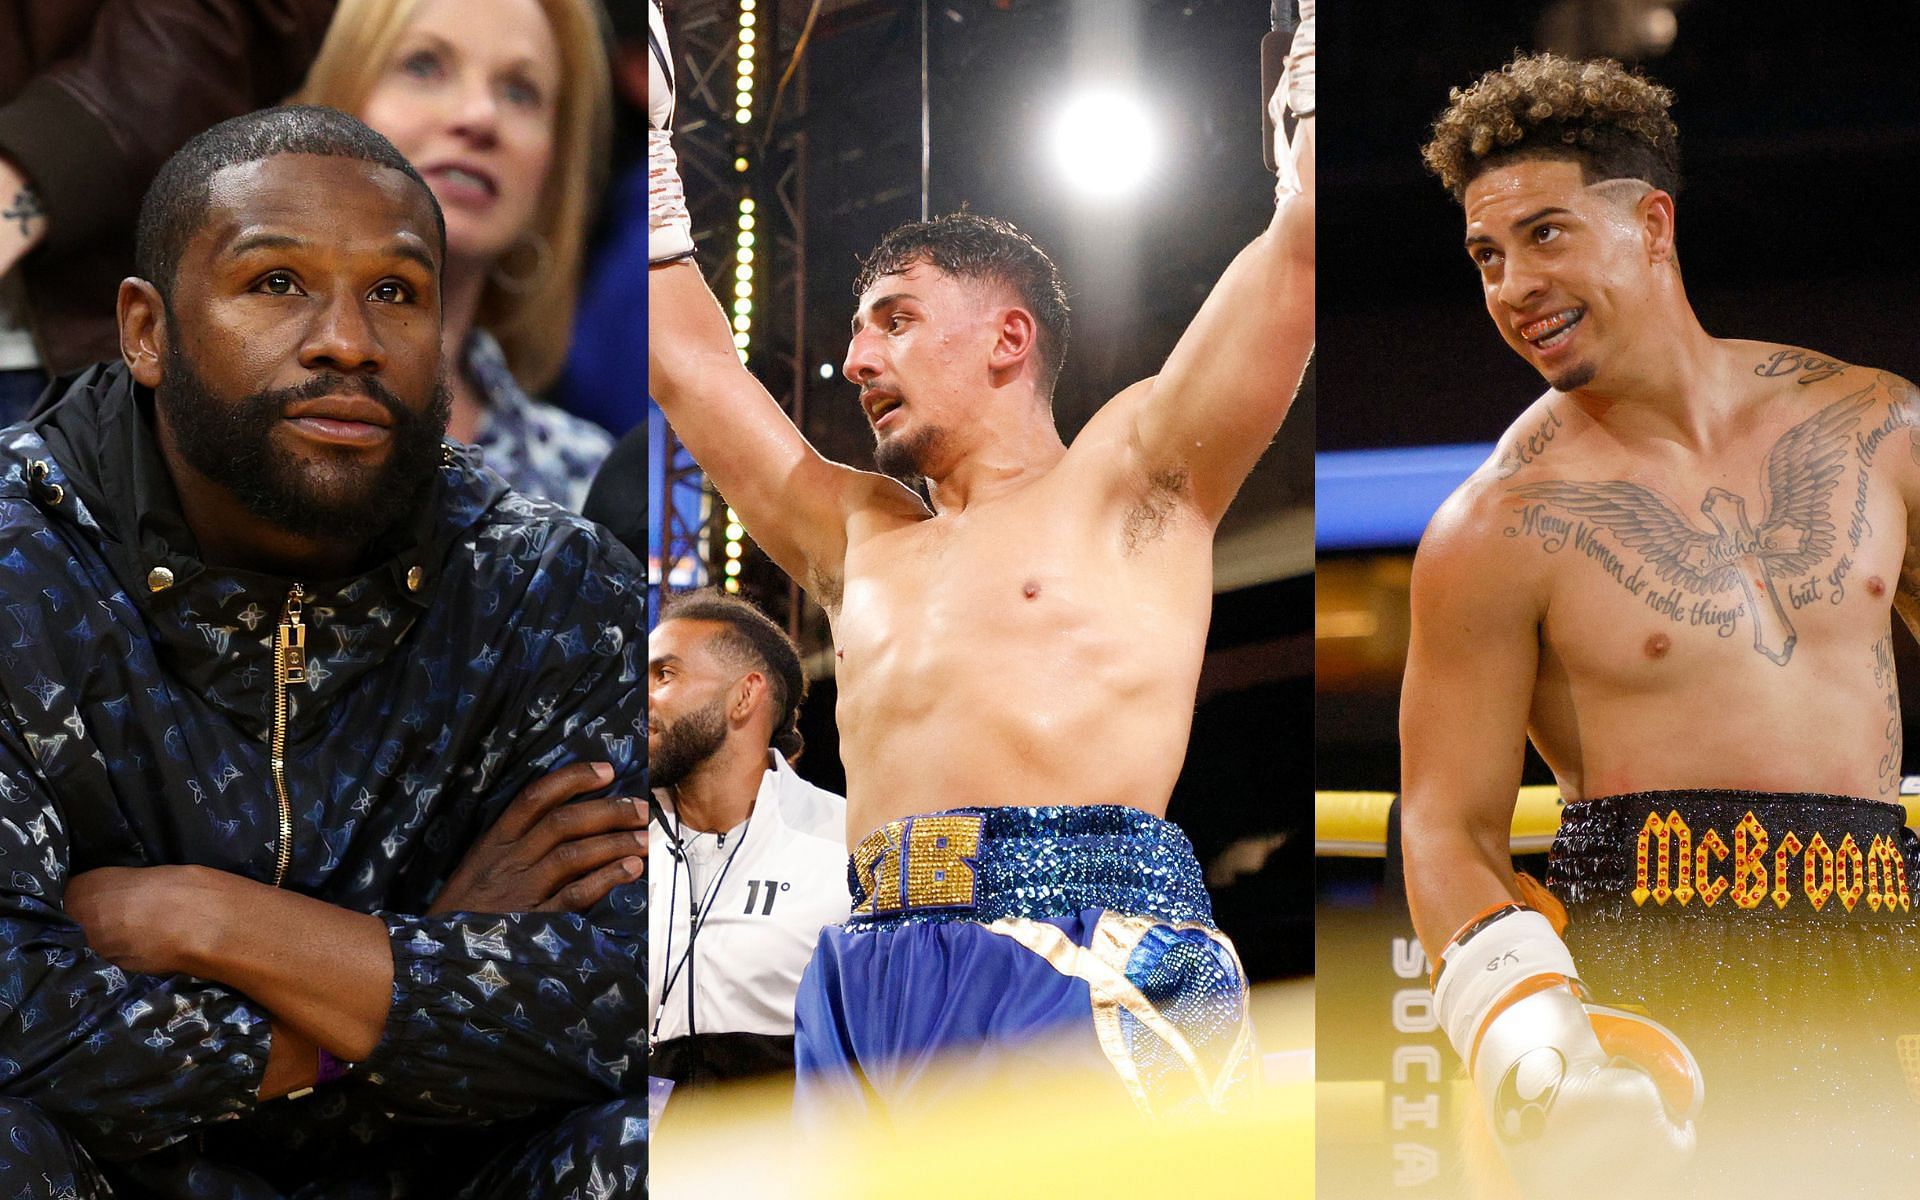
[844, 805, 1214, 931]
[1548, 790, 1919, 922]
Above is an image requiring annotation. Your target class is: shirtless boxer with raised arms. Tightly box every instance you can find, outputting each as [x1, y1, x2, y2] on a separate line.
[1400, 53, 1920, 1192]
[647, 2, 1314, 1116]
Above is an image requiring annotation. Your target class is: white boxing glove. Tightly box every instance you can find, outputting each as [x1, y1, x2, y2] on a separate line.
[1284, 0, 1314, 120]
[1270, 1, 1314, 199]
[647, 0, 673, 129]
[648, 1, 694, 265]
[1433, 906, 1702, 1193]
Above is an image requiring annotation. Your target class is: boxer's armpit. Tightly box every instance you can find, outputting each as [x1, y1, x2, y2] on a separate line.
[805, 561, 844, 612]
[1121, 465, 1191, 555]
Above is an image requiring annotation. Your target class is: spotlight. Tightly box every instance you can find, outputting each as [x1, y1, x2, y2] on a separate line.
[1049, 89, 1157, 198]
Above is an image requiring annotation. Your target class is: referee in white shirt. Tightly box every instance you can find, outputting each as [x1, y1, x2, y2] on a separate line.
[647, 589, 851, 1088]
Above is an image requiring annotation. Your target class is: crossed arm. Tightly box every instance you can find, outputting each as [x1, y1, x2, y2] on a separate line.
[0, 593, 646, 1151]
[60, 763, 646, 1100]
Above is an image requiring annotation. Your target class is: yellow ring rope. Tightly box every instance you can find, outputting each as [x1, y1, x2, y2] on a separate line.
[1316, 789, 1920, 857]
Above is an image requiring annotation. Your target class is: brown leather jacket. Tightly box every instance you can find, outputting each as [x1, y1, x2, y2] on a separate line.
[0, 0, 338, 375]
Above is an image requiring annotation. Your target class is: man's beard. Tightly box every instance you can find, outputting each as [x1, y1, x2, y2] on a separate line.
[873, 423, 945, 486]
[1547, 359, 1598, 394]
[650, 695, 729, 789]
[157, 341, 451, 543]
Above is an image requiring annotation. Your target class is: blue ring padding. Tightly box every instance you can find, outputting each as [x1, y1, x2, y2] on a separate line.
[1314, 443, 1495, 551]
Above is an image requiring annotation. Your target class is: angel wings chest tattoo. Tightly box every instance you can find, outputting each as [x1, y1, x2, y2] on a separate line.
[1502, 384, 1900, 666]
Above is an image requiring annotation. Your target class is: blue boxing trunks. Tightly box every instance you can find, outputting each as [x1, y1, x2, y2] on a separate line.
[1547, 790, 1920, 1186]
[792, 805, 1251, 1119]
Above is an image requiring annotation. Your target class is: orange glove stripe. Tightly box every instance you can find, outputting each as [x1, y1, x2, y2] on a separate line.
[1468, 971, 1571, 1066]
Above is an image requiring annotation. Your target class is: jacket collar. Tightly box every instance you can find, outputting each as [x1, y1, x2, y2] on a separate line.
[11, 361, 506, 736]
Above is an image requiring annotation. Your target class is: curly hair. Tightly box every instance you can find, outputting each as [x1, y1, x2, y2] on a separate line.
[1423, 53, 1680, 201]
[660, 588, 810, 763]
[854, 212, 1072, 400]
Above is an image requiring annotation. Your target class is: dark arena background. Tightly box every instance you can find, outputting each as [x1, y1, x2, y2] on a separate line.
[652, 0, 1311, 985]
[1314, 2, 1920, 1195]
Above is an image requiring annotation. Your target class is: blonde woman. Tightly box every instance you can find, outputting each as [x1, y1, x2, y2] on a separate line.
[296, 0, 614, 510]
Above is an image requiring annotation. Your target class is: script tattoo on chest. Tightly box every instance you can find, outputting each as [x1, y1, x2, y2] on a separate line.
[1503, 387, 1879, 666]
[1872, 634, 1901, 796]
[1494, 407, 1565, 479]
[1754, 349, 1849, 386]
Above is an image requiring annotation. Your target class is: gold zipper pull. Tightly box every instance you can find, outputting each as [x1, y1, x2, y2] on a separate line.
[278, 584, 307, 685]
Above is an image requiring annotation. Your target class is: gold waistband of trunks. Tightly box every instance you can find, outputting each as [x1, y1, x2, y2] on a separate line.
[1632, 807, 1911, 915]
[849, 813, 986, 916]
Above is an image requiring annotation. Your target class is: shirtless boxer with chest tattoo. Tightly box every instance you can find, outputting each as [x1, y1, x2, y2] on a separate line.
[1400, 53, 1920, 1193]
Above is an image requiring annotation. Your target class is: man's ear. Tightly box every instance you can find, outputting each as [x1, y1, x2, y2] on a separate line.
[1640, 189, 1677, 265]
[118, 277, 168, 388]
[730, 670, 767, 727]
[987, 305, 1039, 378]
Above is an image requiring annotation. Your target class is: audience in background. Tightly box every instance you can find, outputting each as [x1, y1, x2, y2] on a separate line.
[296, 0, 616, 509]
[0, 0, 338, 423]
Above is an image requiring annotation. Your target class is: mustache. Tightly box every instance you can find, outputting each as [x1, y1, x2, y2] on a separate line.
[256, 372, 411, 422]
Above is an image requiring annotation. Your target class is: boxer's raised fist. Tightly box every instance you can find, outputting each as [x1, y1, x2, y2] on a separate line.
[1285, 0, 1314, 120]
[648, 0, 674, 132]
[648, 2, 695, 265]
